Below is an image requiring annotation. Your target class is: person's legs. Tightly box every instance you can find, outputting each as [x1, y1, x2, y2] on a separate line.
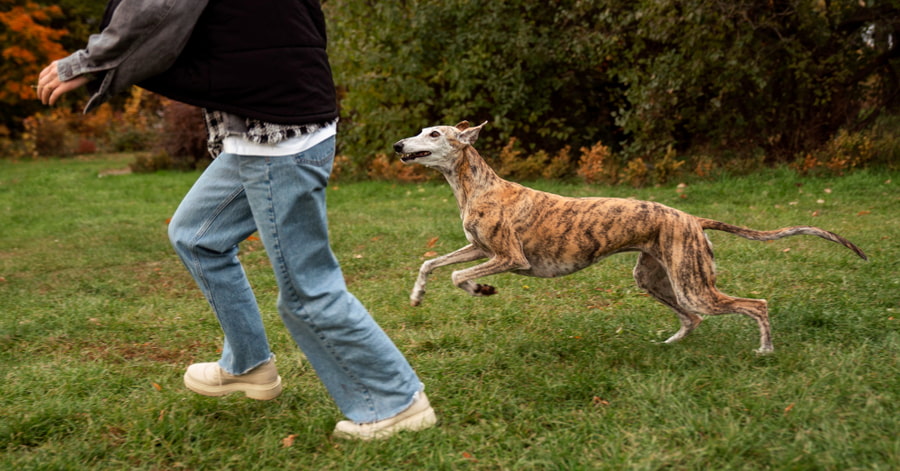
[238, 136, 425, 424]
[168, 154, 275, 375]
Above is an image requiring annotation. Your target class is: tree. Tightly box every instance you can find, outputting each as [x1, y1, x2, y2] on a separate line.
[608, 0, 900, 159]
[326, 0, 899, 167]
[0, 0, 69, 130]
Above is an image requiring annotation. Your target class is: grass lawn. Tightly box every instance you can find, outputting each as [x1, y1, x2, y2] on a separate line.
[1, 154, 898, 470]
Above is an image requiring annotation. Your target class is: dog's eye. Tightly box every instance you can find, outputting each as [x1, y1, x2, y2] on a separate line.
[429, 131, 440, 138]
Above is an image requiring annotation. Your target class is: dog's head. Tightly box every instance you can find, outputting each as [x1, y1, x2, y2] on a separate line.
[393, 121, 486, 171]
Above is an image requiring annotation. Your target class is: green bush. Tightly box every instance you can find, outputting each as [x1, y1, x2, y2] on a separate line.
[326, 0, 899, 169]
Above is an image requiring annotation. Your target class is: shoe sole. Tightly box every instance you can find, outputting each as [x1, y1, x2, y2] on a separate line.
[333, 406, 437, 440]
[184, 374, 283, 400]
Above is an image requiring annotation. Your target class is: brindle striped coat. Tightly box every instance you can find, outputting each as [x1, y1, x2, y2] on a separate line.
[394, 122, 867, 353]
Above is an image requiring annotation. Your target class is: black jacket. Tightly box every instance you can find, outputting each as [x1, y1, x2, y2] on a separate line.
[58, 0, 338, 124]
[141, 0, 338, 124]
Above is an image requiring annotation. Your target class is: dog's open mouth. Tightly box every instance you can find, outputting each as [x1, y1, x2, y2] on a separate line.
[399, 151, 431, 162]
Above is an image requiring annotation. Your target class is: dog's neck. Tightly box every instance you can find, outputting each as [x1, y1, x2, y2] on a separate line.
[440, 145, 502, 214]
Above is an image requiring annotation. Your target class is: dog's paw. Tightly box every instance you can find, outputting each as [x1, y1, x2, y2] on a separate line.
[474, 284, 497, 296]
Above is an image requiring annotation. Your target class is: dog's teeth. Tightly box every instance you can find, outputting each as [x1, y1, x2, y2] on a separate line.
[399, 151, 430, 162]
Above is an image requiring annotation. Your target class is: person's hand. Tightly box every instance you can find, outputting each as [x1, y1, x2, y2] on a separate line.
[37, 61, 90, 106]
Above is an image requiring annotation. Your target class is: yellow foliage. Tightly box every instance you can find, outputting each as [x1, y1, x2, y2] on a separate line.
[367, 153, 432, 182]
[576, 141, 617, 184]
[620, 157, 648, 187]
[652, 145, 685, 184]
[542, 145, 573, 180]
[793, 128, 875, 176]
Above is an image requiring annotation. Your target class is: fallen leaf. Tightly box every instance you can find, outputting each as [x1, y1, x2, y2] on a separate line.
[788, 201, 798, 205]
[423, 251, 438, 257]
[461, 451, 477, 462]
[246, 235, 260, 241]
[426, 236, 439, 248]
[782, 248, 791, 253]
[811, 210, 820, 217]
[784, 403, 795, 414]
[857, 210, 871, 216]
[592, 396, 610, 406]
[817, 199, 825, 204]
[151, 382, 162, 391]
[281, 434, 297, 448]
[824, 188, 832, 194]
[353, 254, 363, 259]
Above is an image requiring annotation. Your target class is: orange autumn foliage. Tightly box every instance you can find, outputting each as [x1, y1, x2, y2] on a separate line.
[0, 1, 68, 103]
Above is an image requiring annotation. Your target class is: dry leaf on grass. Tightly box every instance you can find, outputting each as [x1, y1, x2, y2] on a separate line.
[281, 434, 297, 448]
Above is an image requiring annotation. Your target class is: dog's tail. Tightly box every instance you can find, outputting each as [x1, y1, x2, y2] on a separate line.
[698, 218, 868, 261]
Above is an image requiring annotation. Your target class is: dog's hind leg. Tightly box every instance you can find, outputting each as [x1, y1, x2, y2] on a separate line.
[679, 288, 771, 354]
[659, 247, 772, 354]
[411, 244, 487, 306]
[633, 253, 703, 344]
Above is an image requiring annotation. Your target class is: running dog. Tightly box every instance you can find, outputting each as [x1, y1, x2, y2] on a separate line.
[393, 121, 868, 353]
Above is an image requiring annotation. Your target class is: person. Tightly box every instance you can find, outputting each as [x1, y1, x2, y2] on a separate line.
[37, 0, 435, 440]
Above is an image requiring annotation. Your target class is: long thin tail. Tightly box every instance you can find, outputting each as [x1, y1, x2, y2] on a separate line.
[698, 218, 868, 261]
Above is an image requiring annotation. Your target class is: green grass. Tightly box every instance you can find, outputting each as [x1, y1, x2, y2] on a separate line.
[1, 154, 898, 470]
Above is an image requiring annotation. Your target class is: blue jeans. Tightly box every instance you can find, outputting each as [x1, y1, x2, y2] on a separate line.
[168, 136, 423, 423]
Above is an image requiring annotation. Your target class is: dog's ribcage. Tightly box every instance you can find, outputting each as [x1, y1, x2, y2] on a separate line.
[462, 183, 692, 278]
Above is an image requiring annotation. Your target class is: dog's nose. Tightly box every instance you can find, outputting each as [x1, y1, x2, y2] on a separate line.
[393, 141, 404, 153]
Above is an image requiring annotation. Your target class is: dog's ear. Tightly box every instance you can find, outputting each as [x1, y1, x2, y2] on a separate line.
[455, 121, 471, 131]
[458, 121, 487, 146]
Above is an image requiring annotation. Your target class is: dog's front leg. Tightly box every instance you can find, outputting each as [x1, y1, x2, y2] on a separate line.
[450, 255, 530, 298]
[411, 244, 487, 306]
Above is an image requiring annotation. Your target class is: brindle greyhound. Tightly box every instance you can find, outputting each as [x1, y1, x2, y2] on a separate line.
[393, 121, 867, 353]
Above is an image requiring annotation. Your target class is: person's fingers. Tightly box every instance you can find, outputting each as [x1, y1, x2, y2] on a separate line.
[37, 62, 89, 105]
[38, 62, 56, 82]
[47, 76, 90, 106]
[37, 62, 60, 104]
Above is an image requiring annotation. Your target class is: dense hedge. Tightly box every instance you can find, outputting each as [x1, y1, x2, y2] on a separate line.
[326, 0, 899, 167]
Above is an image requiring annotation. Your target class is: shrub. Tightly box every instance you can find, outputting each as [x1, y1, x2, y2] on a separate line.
[542, 145, 574, 180]
[576, 141, 617, 185]
[157, 100, 209, 169]
[108, 88, 165, 153]
[367, 153, 432, 182]
[496, 137, 559, 181]
[129, 151, 175, 173]
[793, 128, 876, 176]
[651, 145, 686, 185]
[20, 108, 79, 157]
[327, 0, 898, 166]
[620, 157, 649, 188]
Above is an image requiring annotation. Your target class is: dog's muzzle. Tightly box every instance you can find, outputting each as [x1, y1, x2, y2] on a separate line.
[393, 142, 431, 162]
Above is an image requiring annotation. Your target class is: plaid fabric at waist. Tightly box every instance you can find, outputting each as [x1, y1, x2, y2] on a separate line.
[203, 109, 337, 158]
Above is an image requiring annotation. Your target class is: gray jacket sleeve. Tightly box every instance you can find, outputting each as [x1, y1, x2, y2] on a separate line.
[55, 0, 208, 113]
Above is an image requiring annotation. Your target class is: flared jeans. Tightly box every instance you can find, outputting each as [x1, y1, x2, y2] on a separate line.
[168, 136, 423, 423]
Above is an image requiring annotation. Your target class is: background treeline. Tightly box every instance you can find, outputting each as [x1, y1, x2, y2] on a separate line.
[2, 0, 899, 183]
